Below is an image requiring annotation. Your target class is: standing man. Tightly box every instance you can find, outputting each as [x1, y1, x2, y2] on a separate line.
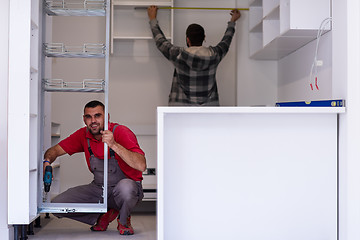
[43, 100, 146, 235]
[148, 5, 241, 106]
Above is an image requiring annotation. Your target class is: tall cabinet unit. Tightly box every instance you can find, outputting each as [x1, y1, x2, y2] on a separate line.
[8, 0, 42, 225]
[38, 0, 111, 214]
[249, 0, 331, 60]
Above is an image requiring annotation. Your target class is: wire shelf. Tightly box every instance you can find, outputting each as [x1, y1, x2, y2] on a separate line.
[43, 79, 105, 92]
[44, 0, 106, 16]
[44, 43, 105, 58]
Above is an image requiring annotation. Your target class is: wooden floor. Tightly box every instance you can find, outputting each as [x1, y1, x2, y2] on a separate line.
[28, 213, 156, 240]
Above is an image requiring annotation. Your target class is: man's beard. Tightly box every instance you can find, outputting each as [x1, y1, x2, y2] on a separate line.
[88, 125, 103, 136]
[89, 128, 101, 135]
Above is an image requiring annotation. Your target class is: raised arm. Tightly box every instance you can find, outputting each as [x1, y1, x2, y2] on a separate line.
[211, 9, 242, 60]
[147, 5, 181, 61]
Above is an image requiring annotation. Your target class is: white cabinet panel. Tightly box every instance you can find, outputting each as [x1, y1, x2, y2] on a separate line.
[8, 0, 40, 224]
[249, 0, 331, 60]
[158, 107, 342, 240]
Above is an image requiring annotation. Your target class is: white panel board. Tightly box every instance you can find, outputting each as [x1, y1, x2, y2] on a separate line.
[8, 0, 32, 224]
[158, 107, 338, 240]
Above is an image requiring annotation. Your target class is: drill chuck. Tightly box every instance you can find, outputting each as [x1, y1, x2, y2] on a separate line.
[44, 165, 53, 192]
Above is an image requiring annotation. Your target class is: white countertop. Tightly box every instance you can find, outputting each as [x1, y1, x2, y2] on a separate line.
[157, 106, 346, 114]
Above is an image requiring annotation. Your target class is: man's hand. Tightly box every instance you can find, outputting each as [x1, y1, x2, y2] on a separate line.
[101, 130, 147, 172]
[43, 160, 51, 178]
[230, 9, 241, 22]
[148, 5, 158, 20]
[101, 130, 116, 148]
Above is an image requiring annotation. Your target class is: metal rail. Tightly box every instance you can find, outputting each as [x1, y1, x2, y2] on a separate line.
[43, 43, 105, 58]
[44, 0, 106, 16]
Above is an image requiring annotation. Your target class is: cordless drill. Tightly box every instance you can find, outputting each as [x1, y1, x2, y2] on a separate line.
[44, 165, 53, 193]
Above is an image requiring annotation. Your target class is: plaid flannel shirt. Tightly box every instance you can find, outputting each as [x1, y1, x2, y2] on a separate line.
[150, 19, 236, 106]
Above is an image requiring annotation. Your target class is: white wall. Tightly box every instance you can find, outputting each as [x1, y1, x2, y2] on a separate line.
[332, 0, 347, 100]
[237, 0, 277, 106]
[0, 0, 11, 239]
[278, 32, 332, 102]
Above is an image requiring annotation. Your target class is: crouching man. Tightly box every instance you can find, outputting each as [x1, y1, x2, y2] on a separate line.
[43, 100, 146, 235]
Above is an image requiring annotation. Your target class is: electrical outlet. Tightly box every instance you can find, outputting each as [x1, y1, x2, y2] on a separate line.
[143, 168, 156, 175]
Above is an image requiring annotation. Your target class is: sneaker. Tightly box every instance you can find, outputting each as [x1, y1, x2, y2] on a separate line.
[117, 216, 134, 235]
[90, 208, 119, 231]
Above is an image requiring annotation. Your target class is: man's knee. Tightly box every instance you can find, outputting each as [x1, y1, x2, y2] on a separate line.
[113, 179, 138, 201]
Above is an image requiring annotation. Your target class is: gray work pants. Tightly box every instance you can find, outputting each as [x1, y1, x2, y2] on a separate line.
[52, 155, 143, 225]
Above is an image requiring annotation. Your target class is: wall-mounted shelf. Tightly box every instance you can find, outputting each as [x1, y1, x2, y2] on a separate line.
[110, 0, 174, 54]
[249, 0, 331, 60]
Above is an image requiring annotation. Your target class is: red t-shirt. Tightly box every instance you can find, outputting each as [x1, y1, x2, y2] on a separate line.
[58, 122, 144, 181]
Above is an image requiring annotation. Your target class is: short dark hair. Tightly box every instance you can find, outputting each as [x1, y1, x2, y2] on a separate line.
[186, 23, 205, 46]
[84, 100, 105, 113]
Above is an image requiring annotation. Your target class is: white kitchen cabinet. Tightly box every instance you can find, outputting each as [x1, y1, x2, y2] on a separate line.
[249, 0, 331, 60]
[157, 107, 344, 240]
[110, 0, 174, 54]
[8, 0, 41, 225]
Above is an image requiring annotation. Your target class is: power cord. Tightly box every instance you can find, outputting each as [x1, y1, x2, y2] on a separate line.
[309, 17, 332, 91]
